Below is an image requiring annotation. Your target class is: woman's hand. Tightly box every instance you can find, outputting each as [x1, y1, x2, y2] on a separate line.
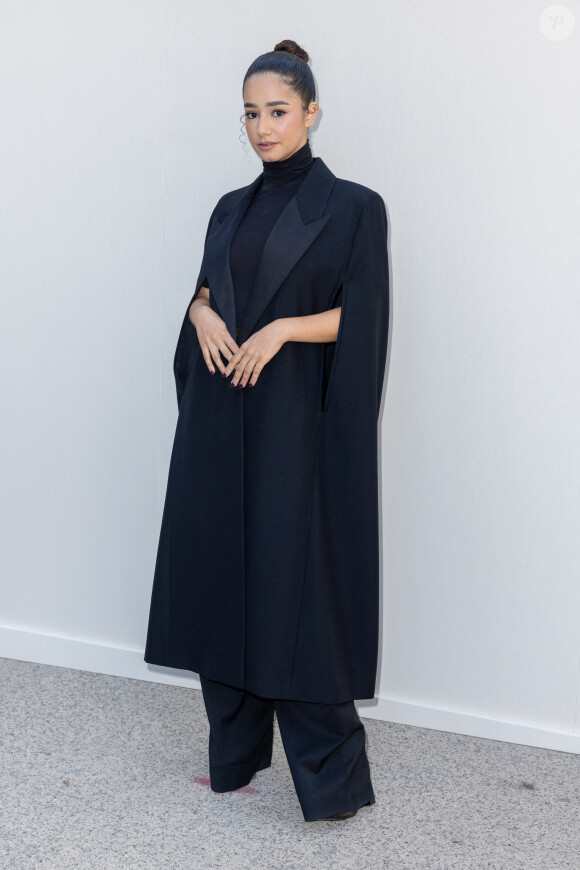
[224, 320, 288, 388]
[190, 289, 239, 376]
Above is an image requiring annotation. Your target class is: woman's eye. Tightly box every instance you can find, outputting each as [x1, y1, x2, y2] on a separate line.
[245, 110, 286, 120]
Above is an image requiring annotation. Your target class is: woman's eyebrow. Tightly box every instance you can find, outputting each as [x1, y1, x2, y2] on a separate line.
[243, 100, 291, 108]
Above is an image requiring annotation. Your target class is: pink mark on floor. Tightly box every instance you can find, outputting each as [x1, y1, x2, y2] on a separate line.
[191, 775, 259, 794]
[192, 775, 212, 787]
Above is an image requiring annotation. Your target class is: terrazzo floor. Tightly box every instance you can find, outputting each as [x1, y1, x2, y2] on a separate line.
[1, 657, 578, 869]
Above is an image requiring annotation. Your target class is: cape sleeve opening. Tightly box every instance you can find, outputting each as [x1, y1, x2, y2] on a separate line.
[174, 205, 220, 410]
[321, 283, 348, 414]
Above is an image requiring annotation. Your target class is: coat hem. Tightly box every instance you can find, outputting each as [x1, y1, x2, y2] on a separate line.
[144, 652, 376, 704]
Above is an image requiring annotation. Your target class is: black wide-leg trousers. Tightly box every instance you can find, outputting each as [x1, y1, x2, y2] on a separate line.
[199, 673, 375, 822]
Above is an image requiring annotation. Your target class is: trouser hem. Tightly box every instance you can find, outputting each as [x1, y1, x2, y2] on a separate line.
[209, 752, 273, 793]
[301, 791, 376, 823]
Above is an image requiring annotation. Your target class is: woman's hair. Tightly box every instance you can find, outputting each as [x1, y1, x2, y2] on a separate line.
[243, 40, 316, 111]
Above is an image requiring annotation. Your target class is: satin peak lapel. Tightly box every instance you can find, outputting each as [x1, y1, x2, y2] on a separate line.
[202, 174, 262, 342]
[203, 156, 336, 345]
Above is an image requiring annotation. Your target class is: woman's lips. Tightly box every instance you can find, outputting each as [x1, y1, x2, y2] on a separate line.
[258, 142, 277, 150]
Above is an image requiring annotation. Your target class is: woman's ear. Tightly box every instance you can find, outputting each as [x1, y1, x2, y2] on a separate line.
[305, 103, 319, 128]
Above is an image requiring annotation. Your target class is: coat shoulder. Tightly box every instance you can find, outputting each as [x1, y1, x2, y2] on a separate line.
[332, 177, 385, 209]
[212, 181, 253, 217]
[330, 178, 388, 235]
[330, 178, 387, 229]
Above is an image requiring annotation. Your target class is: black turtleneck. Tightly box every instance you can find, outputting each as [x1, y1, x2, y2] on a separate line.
[229, 139, 314, 333]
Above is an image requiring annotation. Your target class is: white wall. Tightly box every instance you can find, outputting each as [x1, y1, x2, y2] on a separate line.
[1, 0, 579, 754]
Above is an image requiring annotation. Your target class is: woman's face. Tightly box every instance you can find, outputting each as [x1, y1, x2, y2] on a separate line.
[243, 72, 318, 162]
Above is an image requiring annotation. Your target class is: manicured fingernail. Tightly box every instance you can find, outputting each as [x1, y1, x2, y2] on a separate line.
[237, 382, 243, 389]
[249, 382, 255, 388]
[230, 382, 237, 389]
[210, 369, 215, 375]
[221, 371, 227, 378]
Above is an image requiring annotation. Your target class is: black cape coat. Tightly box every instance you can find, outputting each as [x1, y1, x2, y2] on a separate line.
[144, 155, 390, 703]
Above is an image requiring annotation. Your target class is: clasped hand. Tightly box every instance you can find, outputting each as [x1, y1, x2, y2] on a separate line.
[192, 305, 286, 388]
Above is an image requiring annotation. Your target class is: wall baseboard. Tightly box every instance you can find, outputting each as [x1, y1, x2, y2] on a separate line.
[2, 623, 578, 755]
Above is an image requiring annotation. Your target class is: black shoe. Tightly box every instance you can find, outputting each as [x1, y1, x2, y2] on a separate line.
[322, 808, 359, 820]
[317, 800, 372, 821]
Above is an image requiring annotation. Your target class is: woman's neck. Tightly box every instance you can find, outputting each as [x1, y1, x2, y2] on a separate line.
[261, 139, 313, 187]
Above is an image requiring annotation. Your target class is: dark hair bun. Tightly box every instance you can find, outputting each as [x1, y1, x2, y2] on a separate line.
[274, 40, 309, 63]
[244, 41, 316, 108]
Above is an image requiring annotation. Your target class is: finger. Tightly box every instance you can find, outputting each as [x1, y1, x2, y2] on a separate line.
[234, 353, 260, 388]
[203, 338, 228, 375]
[223, 344, 245, 377]
[223, 342, 240, 363]
[230, 355, 249, 387]
[246, 359, 264, 388]
[213, 340, 237, 376]
[216, 331, 238, 361]
[224, 334, 240, 355]
[209, 345, 228, 376]
[201, 345, 216, 375]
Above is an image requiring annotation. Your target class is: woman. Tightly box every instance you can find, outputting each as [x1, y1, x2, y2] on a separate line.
[144, 39, 390, 823]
